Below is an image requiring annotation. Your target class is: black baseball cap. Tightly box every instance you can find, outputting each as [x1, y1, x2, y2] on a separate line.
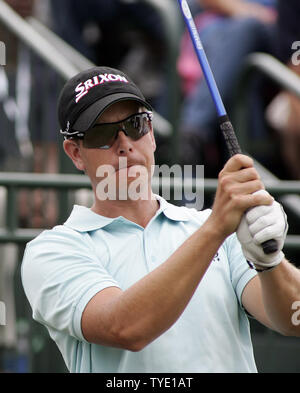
[58, 66, 152, 137]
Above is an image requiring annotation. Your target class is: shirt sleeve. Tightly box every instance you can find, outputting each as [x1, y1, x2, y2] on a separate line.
[21, 225, 120, 342]
[224, 233, 257, 308]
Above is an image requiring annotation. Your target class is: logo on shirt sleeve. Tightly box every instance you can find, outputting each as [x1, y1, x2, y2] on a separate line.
[212, 252, 220, 263]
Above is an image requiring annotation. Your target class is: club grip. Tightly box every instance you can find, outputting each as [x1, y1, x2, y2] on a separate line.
[219, 115, 242, 155]
[218, 116, 279, 255]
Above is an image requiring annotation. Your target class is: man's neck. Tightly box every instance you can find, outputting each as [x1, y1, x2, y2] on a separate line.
[91, 192, 160, 228]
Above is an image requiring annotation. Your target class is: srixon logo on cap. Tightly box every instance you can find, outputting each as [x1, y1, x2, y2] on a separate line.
[75, 73, 129, 103]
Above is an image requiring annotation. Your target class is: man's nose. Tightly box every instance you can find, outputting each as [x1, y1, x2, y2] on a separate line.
[115, 130, 133, 155]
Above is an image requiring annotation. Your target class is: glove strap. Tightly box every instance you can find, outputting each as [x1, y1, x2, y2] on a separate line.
[247, 260, 276, 273]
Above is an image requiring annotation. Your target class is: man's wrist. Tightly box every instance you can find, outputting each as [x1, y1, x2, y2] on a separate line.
[247, 260, 279, 273]
[247, 253, 285, 273]
[203, 216, 228, 244]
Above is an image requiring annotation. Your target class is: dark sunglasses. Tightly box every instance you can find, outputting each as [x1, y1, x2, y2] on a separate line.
[74, 112, 153, 149]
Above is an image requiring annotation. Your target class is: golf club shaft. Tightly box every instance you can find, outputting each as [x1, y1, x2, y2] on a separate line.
[178, 0, 278, 255]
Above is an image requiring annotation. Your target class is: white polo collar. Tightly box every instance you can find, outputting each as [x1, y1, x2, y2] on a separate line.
[64, 194, 190, 232]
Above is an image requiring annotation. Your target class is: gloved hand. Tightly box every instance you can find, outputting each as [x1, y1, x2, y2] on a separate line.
[237, 190, 288, 271]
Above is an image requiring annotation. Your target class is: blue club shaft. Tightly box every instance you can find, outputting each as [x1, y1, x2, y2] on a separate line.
[177, 0, 226, 117]
[177, 0, 278, 255]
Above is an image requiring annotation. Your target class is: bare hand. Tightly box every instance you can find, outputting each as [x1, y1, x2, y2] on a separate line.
[208, 154, 273, 238]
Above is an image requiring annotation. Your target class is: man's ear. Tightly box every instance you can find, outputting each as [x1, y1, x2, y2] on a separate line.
[63, 139, 85, 171]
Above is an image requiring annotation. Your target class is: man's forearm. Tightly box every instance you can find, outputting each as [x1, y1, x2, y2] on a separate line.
[258, 259, 300, 336]
[86, 219, 225, 350]
[83, 154, 268, 350]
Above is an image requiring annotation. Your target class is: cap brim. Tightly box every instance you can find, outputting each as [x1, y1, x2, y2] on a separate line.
[73, 93, 152, 131]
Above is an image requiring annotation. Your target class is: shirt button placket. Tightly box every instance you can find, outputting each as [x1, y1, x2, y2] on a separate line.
[142, 228, 155, 271]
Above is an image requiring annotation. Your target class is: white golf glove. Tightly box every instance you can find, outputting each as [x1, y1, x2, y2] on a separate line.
[237, 190, 288, 271]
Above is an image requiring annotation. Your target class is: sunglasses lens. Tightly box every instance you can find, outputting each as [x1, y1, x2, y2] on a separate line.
[82, 113, 151, 149]
[83, 125, 116, 149]
[126, 114, 150, 140]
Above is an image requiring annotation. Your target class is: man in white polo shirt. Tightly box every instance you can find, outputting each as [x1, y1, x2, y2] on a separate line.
[21, 66, 300, 373]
